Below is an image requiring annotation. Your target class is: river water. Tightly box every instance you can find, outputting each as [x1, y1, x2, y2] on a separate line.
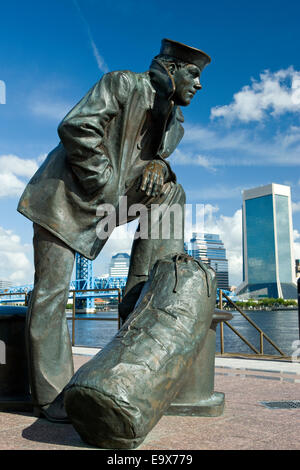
[67, 309, 299, 357]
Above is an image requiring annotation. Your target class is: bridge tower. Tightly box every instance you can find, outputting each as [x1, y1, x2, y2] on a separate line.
[75, 253, 94, 311]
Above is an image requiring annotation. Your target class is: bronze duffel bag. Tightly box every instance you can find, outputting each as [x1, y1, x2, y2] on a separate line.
[64, 254, 217, 449]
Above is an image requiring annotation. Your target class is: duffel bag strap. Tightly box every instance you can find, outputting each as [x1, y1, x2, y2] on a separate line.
[173, 253, 211, 297]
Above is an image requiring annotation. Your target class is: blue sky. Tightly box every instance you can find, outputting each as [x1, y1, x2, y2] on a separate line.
[1, 0, 300, 286]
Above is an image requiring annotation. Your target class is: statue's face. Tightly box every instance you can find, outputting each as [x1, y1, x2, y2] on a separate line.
[172, 64, 202, 106]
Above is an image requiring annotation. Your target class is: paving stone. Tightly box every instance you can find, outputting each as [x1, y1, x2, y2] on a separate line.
[0, 354, 299, 450]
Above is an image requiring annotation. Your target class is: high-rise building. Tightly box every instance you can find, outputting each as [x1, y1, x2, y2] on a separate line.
[236, 183, 297, 299]
[295, 260, 300, 280]
[185, 233, 229, 289]
[109, 253, 130, 278]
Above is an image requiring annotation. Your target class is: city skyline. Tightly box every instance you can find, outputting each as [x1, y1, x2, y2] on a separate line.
[1, 1, 300, 287]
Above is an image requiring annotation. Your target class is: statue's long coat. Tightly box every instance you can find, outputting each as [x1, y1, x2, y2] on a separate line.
[17, 60, 185, 260]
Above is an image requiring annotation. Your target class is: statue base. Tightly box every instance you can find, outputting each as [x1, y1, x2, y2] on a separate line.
[0, 306, 33, 412]
[165, 391, 224, 417]
[165, 309, 232, 417]
[0, 396, 33, 412]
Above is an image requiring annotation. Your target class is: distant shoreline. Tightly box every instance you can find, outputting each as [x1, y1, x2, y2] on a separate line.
[225, 306, 298, 312]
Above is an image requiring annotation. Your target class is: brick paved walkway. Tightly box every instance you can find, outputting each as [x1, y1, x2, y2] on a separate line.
[0, 352, 299, 451]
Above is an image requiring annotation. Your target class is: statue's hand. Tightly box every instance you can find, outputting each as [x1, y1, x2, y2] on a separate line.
[140, 161, 166, 197]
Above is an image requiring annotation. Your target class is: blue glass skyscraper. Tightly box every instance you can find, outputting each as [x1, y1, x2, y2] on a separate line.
[237, 183, 297, 299]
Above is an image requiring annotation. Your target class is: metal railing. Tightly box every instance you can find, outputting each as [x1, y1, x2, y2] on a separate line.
[69, 288, 122, 346]
[0, 291, 29, 305]
[218, 289, 287, 358]
[0, 288, 289, 358]
[0, 288, 121, 348]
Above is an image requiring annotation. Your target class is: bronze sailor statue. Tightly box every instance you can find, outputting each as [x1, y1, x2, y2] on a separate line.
[18, 39, 212, 429]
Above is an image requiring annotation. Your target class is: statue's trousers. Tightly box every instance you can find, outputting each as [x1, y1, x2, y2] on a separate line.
[25, 181, 186, 406]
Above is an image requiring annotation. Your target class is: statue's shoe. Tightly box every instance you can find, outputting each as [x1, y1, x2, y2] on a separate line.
[34, 391, 71, 424]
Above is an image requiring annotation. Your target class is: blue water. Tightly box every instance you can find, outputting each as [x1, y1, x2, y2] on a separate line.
[67, 309, 299, 357]
[67, 311, 119, 350]
[215, 309, 299, 356]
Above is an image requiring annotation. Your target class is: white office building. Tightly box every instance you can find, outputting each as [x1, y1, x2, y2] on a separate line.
[109, 253, 130, 278]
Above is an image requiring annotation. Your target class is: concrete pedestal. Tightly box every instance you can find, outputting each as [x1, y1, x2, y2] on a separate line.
[166, 309, 233, 417]
[0, 306, 33, 411]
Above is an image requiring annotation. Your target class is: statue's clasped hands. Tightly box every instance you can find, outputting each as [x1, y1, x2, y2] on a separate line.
[140, 161, 166, 198]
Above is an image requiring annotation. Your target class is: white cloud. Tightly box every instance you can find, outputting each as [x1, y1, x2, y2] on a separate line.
[30, 99, 71, 121]
[92, 220, 300, 287]
[93, 222, 137, 276]
[0, 80, 6, 104]
[293, 230, 300, 260]
[27, 77, 75, 121]
[174, 119, 300, 168]
[0, 226, 33, 284]
[186, 209, 300, 287]
[0, 173, 25, 198]
[0, 154, 38, 198]
[37, 153, 47, 164]
[0, 154, 38, 177]
[73, 0, 109, 74]
[292, 201, 300, 213]
[90, 39, 109, 74]
[172, 148, 218, 171]
[186, 185, 243, 201]
[211, 67, 300, 123]
[279, 126, 300, 148]
[93, 206, 244, 286]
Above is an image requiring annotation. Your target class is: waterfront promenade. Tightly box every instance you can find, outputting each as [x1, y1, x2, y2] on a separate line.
[0, 349, 299, 451]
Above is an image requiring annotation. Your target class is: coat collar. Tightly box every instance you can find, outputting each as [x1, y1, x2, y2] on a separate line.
[149, 58, 175, 100]
[148, 59, 184, 125]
